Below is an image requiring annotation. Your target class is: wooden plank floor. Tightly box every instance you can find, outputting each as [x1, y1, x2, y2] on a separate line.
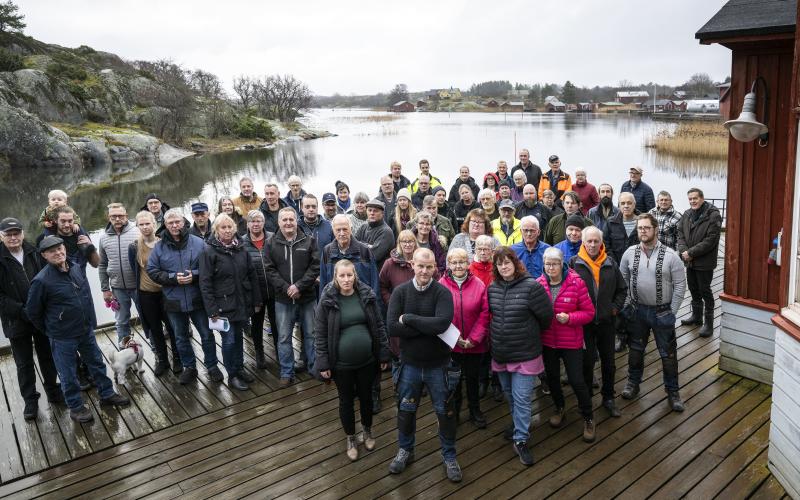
[0, 238, 789, 499]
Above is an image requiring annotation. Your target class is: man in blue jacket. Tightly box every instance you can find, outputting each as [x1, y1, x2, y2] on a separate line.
[511, 216, 550, 279]
[620, 166, 655, 214]
[147, 209, 221, 385]
[26, 236, 130, 423]
[320, 215, 380, 294]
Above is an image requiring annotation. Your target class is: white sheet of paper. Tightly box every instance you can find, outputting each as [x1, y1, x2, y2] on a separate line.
[208, 317, 230, 332]
[438, 323, 461, 349]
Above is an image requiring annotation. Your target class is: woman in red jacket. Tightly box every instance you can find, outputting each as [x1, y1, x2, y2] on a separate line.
[536, 246, 597, 443]
[440, 247, 490, 428]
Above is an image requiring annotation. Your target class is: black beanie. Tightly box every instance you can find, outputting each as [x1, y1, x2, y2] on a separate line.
[565, 214, 586, 230]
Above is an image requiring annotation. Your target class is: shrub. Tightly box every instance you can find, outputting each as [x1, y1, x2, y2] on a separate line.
[46, 61, 87, 81]
[231, 115, 275, 140]
[0, 47, 23, 72]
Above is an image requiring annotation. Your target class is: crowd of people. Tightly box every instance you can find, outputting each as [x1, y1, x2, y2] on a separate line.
[0, 151, 722, 482]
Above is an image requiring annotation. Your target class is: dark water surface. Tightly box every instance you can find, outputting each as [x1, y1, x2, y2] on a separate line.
[1, 109, 726, 326]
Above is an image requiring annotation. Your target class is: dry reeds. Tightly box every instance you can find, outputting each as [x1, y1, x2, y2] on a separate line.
[646, 121, 728, 159]
[353, 114, 401, 123]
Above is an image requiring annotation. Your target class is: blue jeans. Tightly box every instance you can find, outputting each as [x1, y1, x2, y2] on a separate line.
[167, 309, 219, 369]
[113, 287, 136, 343]
[50, 330, 115, 410]
[395, 362, 456, 460]
[275, 300, 316, 379]
[627, 304, 680, 393]
[496, 370, 535, 442]
[221, 320, 245, 377]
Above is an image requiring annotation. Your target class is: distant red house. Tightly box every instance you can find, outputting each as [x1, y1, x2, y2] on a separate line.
[665, 100, 688, 112]
[486, 99, 499, 108]
[500, 101, 524, 112]
[391, 101, 415, 112]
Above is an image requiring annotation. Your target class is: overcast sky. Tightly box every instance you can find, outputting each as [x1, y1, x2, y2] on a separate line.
[17, 0, 732, 96]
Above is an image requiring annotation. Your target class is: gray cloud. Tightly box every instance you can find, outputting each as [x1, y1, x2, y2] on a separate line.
[16, 0, 732, 95]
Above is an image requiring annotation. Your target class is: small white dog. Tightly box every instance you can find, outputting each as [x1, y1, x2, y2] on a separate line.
[109, 335, 145, 385]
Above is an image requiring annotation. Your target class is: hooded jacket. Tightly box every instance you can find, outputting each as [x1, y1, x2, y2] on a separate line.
[146, 226, 207, 313]
[26, 261, 97, 339]
[570, 251, 627, 324]
[439, 272, 490, 354]
[483, 172, 502, 191]
[199, 238, 262, 322]
[283, 189, 307, 214]
[99, 220, 140, 291]
[264, 230, 320, 304]
[0, 242, 43, 338]
[676, 201, 722, 271]
[491, 217, 522, 246]
[538, 170, 572, 201]
[469, 259, 494, 287]
[488, 275, 553, 363]
[448, 176, 480, 203]
[232, 192, 263, 216]
[536, 268, 595, 349]
[313, 281, 390, 375]
[571, 181, 600, 215]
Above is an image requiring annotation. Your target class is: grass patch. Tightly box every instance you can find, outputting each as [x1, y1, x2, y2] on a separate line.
[50, 121, 144, 138]
[646, 121, 728, 159]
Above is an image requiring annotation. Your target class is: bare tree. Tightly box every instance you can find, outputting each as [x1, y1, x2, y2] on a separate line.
[132, 59, 195, 142]
[252, 74, 312, 122]
[190, 69, 224, 100]
[232, 75, 255, 110]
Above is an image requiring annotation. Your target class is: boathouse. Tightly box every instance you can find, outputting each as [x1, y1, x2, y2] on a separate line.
[697, 0, 799, 496]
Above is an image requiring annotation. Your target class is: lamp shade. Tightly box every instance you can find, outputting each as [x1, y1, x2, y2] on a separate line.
[724, 91, 768, 142]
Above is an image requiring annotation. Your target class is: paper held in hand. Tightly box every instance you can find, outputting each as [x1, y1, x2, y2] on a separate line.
[208, 317, 230, 332]
[438, 323, 460, 349]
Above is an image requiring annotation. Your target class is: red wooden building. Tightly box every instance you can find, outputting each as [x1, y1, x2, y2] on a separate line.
[697, 0, 799, 496]
[391, 101, 415, 112]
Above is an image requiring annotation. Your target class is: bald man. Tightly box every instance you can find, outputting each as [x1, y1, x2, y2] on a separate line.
[387, 248, 460, 482]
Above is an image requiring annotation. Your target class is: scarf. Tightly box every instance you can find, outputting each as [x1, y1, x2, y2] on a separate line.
[577, 243, 607, 286]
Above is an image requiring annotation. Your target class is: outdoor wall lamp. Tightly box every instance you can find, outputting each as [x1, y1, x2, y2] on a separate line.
[724, 76, 769, 146]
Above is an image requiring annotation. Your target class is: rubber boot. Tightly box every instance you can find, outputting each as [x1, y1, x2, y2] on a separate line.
[681, 301, 703, 326]
[698, 312, 714, 338]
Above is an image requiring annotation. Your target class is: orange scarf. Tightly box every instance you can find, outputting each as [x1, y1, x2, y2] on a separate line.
[577, 243, 607, 286]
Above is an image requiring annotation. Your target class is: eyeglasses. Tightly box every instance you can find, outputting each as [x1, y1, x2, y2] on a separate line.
[544, 262, 561, 267]
[469, 220, 484, 225]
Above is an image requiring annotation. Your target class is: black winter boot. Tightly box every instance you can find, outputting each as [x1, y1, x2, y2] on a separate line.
[698, 312, 714, 337]
[681, 301, 703, 326]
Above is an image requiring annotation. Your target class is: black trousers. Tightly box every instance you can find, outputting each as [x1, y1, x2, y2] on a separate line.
[251, 297, 278, 355]
[138, 290, 170, 360]
[333, 362, 378, 435]
[451, 352, 482, 411]
[543, 346, 593, 419]
[583, 321, 616, 400]
[687, 268, 714, 313]
[9, 329, 61, 403]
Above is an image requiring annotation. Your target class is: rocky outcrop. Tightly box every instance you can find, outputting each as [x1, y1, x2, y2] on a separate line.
[0, 69, 84, 122]
[0, 103, 81, 168]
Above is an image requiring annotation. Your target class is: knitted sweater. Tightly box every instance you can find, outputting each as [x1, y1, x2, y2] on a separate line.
[387, 280, 454, 367]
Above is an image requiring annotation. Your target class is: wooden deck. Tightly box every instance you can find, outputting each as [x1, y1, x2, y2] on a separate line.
[0, 239, 790, 499]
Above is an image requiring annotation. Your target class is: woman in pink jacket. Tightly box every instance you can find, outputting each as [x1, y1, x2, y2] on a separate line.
[440, 247, 490, 429]
[537, 246, 597, 443]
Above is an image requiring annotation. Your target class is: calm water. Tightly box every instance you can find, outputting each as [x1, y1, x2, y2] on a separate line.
[1, 109, 727, 326]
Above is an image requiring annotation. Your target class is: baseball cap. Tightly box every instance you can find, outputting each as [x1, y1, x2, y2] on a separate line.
[38, 235, 64, 252]
[629, 166, 643, 174]
[190, 202, 209, 213]
[498, 199, 515, 210]
[548, 155, 559, 163]
[322, 193, 336, 204]
[0, 217, 23, 232]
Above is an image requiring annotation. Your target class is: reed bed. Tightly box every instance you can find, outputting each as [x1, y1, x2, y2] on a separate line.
[646, 121, 729, 159]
